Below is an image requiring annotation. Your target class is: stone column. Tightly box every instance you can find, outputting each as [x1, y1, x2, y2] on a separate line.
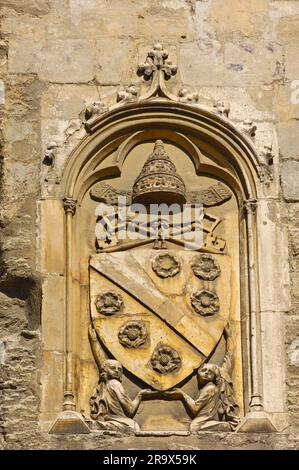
[63, 197, 77, 411]
[49, 197, 89, 434]
[237, 198, 277, 432]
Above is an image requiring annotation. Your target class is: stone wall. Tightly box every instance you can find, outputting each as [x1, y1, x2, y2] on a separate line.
[0, 0, 298, 449]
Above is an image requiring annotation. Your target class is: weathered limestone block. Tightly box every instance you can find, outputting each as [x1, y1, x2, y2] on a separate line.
[285, 44, 299, 80]
[281, 161, 299, 201]
[41, 85, 100, 120]
[40, 351, 64, 427]
[291, 272, 299, 298]
[180, 42, 225, 87]
[37, 200, 64, 275]
[260, 311, 287, 414]
[224, 41, 284, 86]
[70, 0, 195, 39]
[41, 275, 64, 351]
[278, 121, 299, 161]
[9, 38, 95, 83]
[0, 0, 51, 16]
[290, 230, 299, 257]
[210, 0, 269, 40]
[96, 39, 137, 85]
[257, 200, 290, 312]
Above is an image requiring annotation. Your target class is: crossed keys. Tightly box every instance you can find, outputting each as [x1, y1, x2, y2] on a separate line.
[95, 207, 225, 253]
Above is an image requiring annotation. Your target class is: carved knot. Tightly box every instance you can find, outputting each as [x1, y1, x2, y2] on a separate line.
[63, 197, 77, 215]
[138, 42, 177, 81]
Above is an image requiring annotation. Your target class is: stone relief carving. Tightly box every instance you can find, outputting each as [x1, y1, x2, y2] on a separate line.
[63, 197, 77, 215]
[95, 291, 124, 316]
[43, 141, 58, 166]
[165, 326, 239, 431]
[132, 140, 187, 205]
[191, 254, 221, 281]
[88, 324, 153, 431]
[187, 182, 231, 207]
[213, 101, 230, 118]
[118, 321, 148, 349]
[150, 344, 181, 375]
[90, 141, 230, 253]
[258, 145, 274, 185]
[191, 289, 220, 316]
[178, 89, 199, 104]
[117, 85, 138, 103]
[83, 100, 108, 122]
[90, 182, 131, 205]
[138, 42, 177, 81]
[240, 119, 257, 138]
[91, 179, 231, 208]
[243, 198, 257, 215]
[152, 253, 181, 279]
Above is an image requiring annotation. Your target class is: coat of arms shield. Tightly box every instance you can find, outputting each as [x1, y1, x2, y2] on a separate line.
[89, 249, 230, 391]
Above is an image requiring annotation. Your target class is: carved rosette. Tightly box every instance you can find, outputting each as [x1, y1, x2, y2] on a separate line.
[191, 254, 221, 281]
[95, 291, 124, 316]
[191, 290, 220, 316]
[151, 345, 181, 374]
[152, 253, 180, 279]
[118, 321, 148, 349]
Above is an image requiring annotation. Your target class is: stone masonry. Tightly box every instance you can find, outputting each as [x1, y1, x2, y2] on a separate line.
[0, 0, 299, 450]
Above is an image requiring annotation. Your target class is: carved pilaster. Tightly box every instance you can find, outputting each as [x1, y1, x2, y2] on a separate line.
[63, 197, 77, 216]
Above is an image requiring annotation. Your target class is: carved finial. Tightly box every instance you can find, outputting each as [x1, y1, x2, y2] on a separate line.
[241, 119, 257, 138]
[258, 145, 274, 185]
[138, 43, 177, 81]
[213, 101, 230, 118]
[117, 85, 138, 103]
[137, 43, 178, 101]
[43, 141, 58, 166]
[178, 89, 199, 105]
[243, 198, 257, 215]
[63, 197, 77, 216]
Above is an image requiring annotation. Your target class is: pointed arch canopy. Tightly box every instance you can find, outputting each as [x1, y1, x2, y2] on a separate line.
[61, 99, 261, 205]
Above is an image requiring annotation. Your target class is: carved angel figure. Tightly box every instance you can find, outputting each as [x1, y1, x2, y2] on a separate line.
[166, 327, 239, 432]
[88, 324, 151, 431]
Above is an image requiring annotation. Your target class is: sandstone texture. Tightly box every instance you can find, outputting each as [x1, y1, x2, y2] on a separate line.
[0, 0, 298, 450]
